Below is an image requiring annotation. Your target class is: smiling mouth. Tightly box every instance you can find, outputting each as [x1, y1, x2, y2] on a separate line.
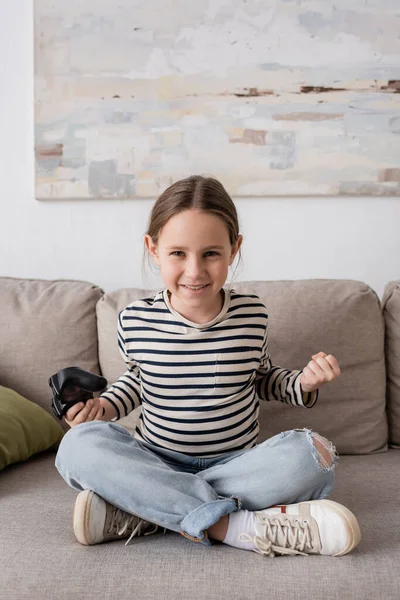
[181, 284, 210, 290]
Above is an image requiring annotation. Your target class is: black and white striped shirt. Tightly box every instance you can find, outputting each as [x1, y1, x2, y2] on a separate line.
[101, 289, 318, 457]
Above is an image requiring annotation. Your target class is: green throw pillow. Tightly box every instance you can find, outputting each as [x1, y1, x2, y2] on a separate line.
[0, 385, 65, 472]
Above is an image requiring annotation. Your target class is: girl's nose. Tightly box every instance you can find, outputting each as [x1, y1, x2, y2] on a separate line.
[185, 257, 205, 279]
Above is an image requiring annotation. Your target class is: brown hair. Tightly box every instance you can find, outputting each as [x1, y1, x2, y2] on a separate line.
[146, 175, 240, 246]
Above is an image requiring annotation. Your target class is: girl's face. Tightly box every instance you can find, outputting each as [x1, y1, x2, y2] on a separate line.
[145, 209, 242, 321]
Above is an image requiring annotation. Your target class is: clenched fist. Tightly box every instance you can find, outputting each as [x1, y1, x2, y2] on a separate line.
[300, 351, 341, 393]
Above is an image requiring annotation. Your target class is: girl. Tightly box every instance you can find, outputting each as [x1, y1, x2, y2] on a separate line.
[55, 175, 361, 558]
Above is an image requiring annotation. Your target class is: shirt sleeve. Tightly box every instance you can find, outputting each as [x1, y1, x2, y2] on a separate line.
[254, 323, 318, 408]
[99, 309, 142, 420]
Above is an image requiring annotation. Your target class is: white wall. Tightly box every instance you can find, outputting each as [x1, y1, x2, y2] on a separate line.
[0, 1, 399, 298]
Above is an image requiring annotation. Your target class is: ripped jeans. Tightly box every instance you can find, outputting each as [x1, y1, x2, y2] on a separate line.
[55, 422, 338, 546]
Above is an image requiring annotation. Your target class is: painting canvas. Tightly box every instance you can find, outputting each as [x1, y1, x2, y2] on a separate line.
[34, 0, 400, 199]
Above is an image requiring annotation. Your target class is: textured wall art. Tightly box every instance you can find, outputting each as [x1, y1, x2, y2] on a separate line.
[34, 0, 400, 199]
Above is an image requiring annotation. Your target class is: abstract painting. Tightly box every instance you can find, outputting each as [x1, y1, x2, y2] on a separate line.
[34, 0, 400, 199]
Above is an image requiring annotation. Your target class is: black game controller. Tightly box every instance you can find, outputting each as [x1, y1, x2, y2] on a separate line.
[49, 366, 108, 420]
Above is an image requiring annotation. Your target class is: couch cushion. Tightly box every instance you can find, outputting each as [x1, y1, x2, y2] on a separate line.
[382, 281, 400, 448]
[233, 280, 388, 454]
[97, 280, 388, 455]
[0, 277, 103, 432]
[1, 450, 399, 600]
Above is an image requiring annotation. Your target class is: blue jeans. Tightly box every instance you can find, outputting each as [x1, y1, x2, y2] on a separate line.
[55, 421, 337, 546]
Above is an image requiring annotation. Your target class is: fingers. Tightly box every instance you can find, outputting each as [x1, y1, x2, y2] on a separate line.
[87, 399, 101, 421]
[64, 398, 102, 428]
[312, 352, 327, 360]
[300, 364, 319, 393]
[65, 402, 85, 423]
[324, 354, 341, 375]
[307, 353, 341, 380]
[94, 405, 105, 421]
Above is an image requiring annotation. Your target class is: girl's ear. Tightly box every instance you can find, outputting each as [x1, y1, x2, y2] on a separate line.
[229, 234, 243, 265]
[144, 234, 160, 266]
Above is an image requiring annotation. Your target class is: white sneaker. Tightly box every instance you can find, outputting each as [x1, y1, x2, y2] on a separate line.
[239, 499, 361, 557]
[73, 490, 163, 546]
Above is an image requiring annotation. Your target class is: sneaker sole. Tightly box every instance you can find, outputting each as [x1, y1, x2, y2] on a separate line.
[73, 490, 96, 546]
[317, 499, 361, 556]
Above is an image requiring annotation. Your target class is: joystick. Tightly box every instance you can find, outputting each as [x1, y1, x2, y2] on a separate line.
[49, 367, 107, 420]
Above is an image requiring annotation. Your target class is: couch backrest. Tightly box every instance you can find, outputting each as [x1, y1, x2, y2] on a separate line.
[97, 279, 388, 455]
[382, 281, 400, 448]
[0, 277, 103, 432]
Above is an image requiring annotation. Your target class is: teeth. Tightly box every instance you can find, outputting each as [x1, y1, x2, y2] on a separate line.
[185, 285, 207, 290]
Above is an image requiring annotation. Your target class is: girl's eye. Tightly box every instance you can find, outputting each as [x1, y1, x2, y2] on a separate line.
[204, 251, 219, 257]
[171, 251, 184, 257]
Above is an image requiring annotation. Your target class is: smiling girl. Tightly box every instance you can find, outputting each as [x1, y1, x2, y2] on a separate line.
[55, 175, 361, 558]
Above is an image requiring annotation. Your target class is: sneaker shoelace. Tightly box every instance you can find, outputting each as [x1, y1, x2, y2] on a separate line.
[238, 514, 313, 557]
[107, 507, 165, 546]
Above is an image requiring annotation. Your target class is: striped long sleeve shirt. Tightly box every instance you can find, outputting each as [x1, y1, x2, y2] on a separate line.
[100, 288, 318, 457]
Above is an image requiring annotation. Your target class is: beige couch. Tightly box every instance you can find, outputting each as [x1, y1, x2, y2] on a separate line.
[1, 276, 399, 600]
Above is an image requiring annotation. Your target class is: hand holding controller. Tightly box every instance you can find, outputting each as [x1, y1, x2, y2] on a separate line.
[49, 367, 108, 424]
[64, 395, 105, 428]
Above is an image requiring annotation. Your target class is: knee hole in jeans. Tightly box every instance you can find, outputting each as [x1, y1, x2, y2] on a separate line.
[296, 428, 339, 472]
